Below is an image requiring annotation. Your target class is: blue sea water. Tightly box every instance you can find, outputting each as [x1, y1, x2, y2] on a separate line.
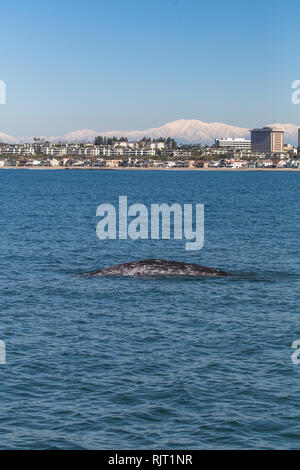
[1, 169, 300, 449]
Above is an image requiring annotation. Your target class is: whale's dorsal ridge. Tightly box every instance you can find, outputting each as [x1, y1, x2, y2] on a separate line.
[85, 259, 229, 278]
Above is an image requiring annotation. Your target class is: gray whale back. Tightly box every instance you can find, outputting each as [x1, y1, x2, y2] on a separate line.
[85, 259, 229, 277]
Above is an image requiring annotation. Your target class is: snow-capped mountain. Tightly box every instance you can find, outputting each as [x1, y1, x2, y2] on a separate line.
[0, 119, 299, 145]
[0, 132, 19, 144]
[60, 120, 250, 145]
[57, 129, 99, 143]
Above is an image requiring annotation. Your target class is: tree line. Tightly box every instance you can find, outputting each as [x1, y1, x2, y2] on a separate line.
[94, 135, 177, 148]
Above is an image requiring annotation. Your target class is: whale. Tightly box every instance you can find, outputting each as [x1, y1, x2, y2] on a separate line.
[85, 259, 229, 278]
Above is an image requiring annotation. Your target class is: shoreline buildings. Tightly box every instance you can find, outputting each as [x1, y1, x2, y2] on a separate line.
[1, 124, 299, 168]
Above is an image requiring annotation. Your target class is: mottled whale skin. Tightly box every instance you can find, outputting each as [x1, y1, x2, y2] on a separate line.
[85, 259, 229, 278]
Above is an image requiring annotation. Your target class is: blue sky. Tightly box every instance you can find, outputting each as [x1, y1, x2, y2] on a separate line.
[1, 0, 300, 136]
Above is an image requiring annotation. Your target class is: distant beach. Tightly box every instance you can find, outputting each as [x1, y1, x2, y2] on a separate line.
[1, 166, 300, 171]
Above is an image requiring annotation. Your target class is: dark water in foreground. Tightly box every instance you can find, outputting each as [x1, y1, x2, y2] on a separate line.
[1, 169, 300, 449]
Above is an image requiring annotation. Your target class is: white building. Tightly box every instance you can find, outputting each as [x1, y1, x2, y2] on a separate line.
[49, 158, 60, 167]
[150, 142, 165, 150]
[225, 160, 248, 168]
[215, 138, 251, 150]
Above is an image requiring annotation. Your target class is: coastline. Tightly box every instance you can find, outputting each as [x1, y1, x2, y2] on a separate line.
[1, 166, 300, 171]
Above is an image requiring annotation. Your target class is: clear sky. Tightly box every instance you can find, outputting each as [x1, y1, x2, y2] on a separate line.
[1, 0, 300, 136]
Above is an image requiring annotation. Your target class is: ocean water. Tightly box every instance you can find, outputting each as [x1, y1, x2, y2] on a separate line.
[1, 169, 300, 449]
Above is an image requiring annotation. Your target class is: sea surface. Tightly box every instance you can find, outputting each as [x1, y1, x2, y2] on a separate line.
[1, 169, 300, 449]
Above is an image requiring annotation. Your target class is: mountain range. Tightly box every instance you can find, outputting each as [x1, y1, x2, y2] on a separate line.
[0, 119, 299, 145]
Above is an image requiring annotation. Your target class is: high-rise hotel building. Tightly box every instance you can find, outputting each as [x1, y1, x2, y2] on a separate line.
[250, 127, 284, 153]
